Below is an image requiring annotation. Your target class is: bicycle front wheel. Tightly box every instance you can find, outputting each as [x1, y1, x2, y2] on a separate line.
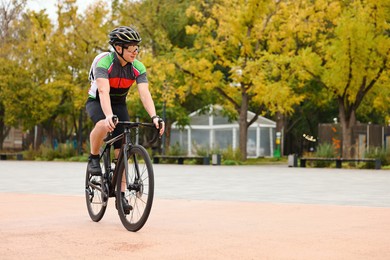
[116, 145, 154, 232]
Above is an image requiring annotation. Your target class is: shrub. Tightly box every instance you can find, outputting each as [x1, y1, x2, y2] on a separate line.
[23, 143, 78, 161]
[315, 143, 336, 157]
[221, 146, 241, 162]
[312, 143, 336, 168]
[168, 142, 186, 156]
[363, 147, 389, 168]
[223, 159, 242, 165]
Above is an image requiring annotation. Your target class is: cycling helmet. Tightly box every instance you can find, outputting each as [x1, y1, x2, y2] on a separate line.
[108, 26, 142, 45]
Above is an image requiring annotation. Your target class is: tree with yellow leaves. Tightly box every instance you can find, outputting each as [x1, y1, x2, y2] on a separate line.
[287, 0, 390, 158]
[178, 0, 304, 160]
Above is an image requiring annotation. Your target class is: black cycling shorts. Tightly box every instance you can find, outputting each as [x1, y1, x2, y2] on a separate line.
[86, 99, 130, 149]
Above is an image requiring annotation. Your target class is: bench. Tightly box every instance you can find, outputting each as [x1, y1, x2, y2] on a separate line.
[300, 157, 381, 170]
[0, 153, 23, 160]
[153, 155, 210, 165]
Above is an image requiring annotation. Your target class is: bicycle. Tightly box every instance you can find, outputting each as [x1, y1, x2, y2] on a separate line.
[85, 116, 161, 232]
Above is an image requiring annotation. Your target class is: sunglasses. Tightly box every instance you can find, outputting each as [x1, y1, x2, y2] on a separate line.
[123, 45, 139, 53]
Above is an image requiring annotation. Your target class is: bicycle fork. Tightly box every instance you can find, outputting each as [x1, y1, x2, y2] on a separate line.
[123, 143, 142, 193]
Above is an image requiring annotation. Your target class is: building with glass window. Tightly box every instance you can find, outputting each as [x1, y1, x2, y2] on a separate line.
[170, 106, 276, 157]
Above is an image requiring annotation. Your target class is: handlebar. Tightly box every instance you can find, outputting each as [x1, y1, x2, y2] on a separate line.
[109, 115, 163, 144]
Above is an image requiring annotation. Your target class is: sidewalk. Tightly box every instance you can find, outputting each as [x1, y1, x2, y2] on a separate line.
[1, 161, 390, 207]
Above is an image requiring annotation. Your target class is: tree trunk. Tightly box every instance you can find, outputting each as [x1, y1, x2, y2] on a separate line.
[338, 100, 356, 158]
[0, 125, 10, 151]
[0, 106, 9, 150]
[163, 122, 171, 155]
[43, 124, 54, 149]
[34, 125, 43, 150]
[239, 93, 249, 161]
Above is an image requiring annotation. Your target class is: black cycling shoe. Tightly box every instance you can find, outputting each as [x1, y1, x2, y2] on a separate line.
[116, 193, 133, 215]
[87, 156, 102, 176]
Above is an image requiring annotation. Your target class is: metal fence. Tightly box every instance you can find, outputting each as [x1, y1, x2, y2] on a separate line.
[318, 123, 390, 158]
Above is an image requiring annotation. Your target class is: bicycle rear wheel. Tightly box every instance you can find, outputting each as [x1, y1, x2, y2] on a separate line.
[85, 154, 108, 222]
[116, 145, 154, 232]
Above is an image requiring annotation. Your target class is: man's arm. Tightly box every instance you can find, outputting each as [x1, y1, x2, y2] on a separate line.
[138, 82, 156, 117]
[138, 82, 165, 135]
[96, 78, 115, 131]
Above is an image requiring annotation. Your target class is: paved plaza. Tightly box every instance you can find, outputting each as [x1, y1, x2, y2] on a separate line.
[1, 161, 389, 207]
[1, 161, 390, 259]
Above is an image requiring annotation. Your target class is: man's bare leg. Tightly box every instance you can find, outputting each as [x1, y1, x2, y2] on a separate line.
[90, 120, 109, 155]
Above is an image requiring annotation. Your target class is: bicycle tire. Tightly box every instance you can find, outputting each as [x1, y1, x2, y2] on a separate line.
[116, 145, 154, 232]
[85, 153, 108, 222]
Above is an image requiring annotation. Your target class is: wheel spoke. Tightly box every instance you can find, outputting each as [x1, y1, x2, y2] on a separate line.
[116, 145, 154, 232]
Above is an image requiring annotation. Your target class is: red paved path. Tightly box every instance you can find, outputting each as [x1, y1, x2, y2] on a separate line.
[1, 193, 390, 259]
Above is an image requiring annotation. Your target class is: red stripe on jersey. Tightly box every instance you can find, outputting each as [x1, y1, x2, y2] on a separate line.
[133, 67, 140, 77]
[109, 78, 136, 88]
[108, 63, 114, 73]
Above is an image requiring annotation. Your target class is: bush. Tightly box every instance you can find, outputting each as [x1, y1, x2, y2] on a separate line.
[168, 142, 186, 156]
[221, 146, 241, 162]
[312, 143, 336, 168]
[23, 143, 78, 161]
[363, 147, 389, 168]
[223, 159, 242, 165]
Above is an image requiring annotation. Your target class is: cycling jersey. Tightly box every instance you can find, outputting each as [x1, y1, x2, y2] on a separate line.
[88, 52, 148, 104]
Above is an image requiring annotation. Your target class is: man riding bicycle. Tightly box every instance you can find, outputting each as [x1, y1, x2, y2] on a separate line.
[86, 26, 165, 211]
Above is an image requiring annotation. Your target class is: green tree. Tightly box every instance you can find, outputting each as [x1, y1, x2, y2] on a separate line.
[0, 0, 26, 149]
[178, 0, 303, 160]
[6, 10, 66, 147]
[1, 0, 112, 150]
[118, 0, 212, 153]
[51, 0, 112, 150]
[290, 0, 390, 158]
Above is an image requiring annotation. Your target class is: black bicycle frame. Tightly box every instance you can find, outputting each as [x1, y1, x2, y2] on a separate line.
[100, 125, 139, 198]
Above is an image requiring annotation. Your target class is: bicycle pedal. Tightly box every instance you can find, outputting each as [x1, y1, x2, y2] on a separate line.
[115, 198, 133, 214]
